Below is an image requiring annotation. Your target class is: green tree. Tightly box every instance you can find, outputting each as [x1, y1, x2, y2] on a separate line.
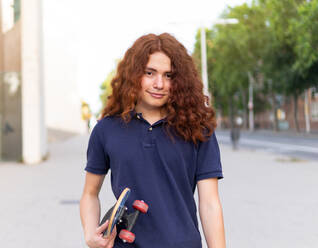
[261, 0, 317, 132]
[193, 0, 318, 132]
[193, 2, 271, 129]
[225, 3, 271, 128]
[100, 69, 116, 113]
[291, 0, 318, 83]
[258, 0, 302, 130]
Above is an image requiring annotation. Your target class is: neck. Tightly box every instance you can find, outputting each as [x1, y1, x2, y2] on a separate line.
[135, 105, 166, 125]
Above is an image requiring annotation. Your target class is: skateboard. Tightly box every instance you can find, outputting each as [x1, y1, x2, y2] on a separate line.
[99, 188, 149, 243]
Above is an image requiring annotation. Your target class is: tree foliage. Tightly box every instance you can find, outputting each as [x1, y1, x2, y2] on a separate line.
[100, 69, 115, 112]
[192, 0, 318, 131]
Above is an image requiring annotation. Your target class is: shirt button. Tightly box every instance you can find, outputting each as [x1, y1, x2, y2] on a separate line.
[148, 127, 153, 131]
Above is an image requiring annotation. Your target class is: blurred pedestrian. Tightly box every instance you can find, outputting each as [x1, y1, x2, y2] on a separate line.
[230, 126, 240, 150]
[80, 33, 226, 248]
[230, 116, 242, 150]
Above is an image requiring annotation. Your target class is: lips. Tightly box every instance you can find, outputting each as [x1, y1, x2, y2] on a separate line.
[148, 91, 165, 98]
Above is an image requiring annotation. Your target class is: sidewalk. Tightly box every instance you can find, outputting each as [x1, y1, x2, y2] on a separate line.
[0, 134, 317, 247]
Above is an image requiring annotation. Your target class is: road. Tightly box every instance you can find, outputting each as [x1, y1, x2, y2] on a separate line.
[216, 129, 318, 161]
[0, 133, 317, 247]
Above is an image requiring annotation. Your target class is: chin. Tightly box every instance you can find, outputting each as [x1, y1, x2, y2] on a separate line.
[149, 103, 165, 109]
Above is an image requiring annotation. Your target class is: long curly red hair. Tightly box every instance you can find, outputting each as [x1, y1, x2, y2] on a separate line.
[100, 33, 216, 144]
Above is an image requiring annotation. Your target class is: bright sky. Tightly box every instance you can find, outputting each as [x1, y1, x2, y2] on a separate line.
[76, 0, 248, 113]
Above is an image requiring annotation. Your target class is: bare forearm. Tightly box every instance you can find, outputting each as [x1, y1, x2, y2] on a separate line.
[80, 194, 101, 238]
[199, 203, 226, 248]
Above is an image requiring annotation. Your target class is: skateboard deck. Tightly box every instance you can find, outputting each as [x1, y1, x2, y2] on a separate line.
[99, 187, 148, 243]
[103, 188, 131, 236]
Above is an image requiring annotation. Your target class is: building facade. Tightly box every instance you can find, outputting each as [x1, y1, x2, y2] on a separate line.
[0, 0, 87, 163]
[254, 88, 318, 133]
[0, 0, 22, 161]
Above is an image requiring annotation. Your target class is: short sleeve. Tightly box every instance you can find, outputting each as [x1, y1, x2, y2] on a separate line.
[195, 132, 223, 182]
[85, 121, 110, 175]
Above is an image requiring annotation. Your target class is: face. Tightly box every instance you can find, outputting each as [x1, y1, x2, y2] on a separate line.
[136, 52, 172, 113]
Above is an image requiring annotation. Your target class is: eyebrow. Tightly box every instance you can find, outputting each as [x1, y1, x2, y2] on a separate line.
[145, 67, 172, 73]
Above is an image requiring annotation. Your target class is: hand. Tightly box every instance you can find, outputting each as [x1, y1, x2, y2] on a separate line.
[86, 220, 117, 248]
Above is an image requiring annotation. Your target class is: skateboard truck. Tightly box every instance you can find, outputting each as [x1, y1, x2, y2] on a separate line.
[99, 188, 149, 243]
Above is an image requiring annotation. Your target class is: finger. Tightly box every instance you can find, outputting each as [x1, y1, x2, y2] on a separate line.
[100, 239, 111, 248]
[97, 219, 109, 234]
[106, 240, 114, 248]
[106, 231, 117, 248]
[111, 225, 117, 236]
[106, 236, 115, 248]
[105, 226, 117, 248]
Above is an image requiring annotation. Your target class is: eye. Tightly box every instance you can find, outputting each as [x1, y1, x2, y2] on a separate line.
[145, 71, 153, 76]
[165, 73, 172, 79]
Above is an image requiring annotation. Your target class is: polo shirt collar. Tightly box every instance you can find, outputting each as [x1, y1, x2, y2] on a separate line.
[129, 109, 167, 126]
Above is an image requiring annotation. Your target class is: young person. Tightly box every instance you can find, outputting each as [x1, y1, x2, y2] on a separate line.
[80, 33, 226, 248]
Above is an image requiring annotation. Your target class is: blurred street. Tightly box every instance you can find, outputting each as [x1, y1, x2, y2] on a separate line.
[216, 129, 318, 161]
[0, 132, 317, 248]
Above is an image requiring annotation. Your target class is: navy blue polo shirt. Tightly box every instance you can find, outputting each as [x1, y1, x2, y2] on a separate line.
[85, 111, 223, 248]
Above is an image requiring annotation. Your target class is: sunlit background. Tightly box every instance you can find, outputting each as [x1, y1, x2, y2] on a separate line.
[0, 0, 318, 247]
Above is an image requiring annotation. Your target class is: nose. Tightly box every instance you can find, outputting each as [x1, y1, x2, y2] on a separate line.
[154, 75, 164, 89]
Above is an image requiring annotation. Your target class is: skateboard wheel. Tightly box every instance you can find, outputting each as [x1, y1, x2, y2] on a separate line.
[119, 229, 135, 243]
[133, 200, 149, 213]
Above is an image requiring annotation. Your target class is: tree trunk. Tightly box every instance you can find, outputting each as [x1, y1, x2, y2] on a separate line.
[293, 94, 300, 132]
[228, 96, 234, 129]
[272, 93, 279, 132]
[241, 88, 248, 130]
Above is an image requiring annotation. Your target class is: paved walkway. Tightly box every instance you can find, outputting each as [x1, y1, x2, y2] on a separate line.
[0, 133, 317, 247]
